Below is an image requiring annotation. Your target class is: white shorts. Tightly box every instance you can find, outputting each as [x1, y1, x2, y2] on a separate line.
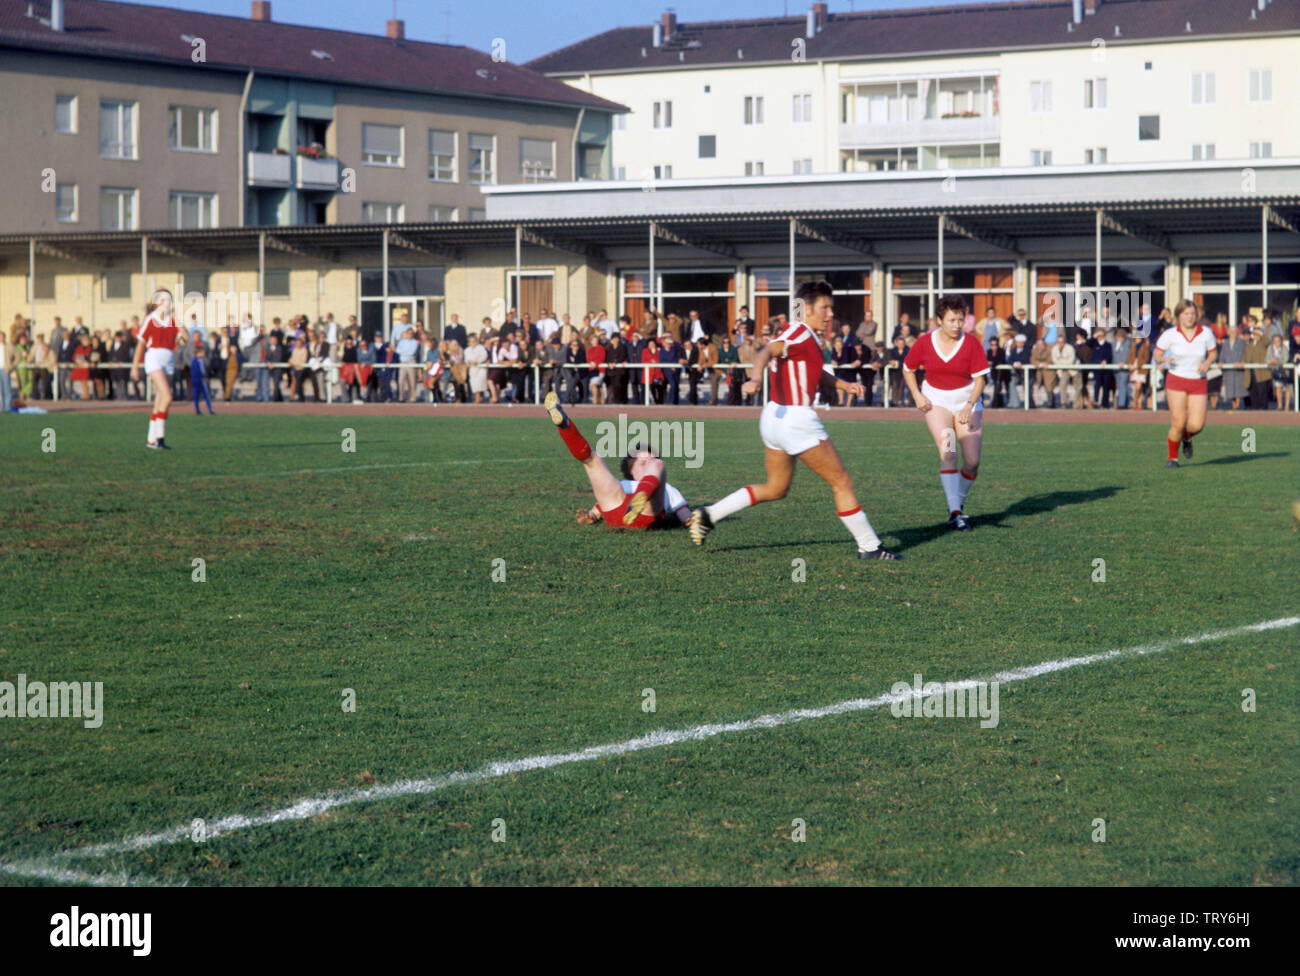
[759, 401, 827, 456]
[922, 380, 981, 415]
[143, 348, 175, 378]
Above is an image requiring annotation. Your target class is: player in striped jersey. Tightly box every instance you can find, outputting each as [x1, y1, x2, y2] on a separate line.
[689, 280, 901, 560]
[129, 289, 188, 449]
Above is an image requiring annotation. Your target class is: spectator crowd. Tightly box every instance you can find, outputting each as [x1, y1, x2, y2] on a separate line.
[2, 300, 1297, 413]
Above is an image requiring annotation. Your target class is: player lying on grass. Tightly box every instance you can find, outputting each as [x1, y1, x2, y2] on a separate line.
[544, 391, 691, 529]
[688, 279, 901, 560]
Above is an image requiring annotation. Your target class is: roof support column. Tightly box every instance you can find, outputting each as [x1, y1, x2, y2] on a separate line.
[381, 227, 389, 343]
[788, 217, 796, 319]
[1095, 208, 1103, 327]
[936, 213, 944, 320]
[1262, 205, 1269, 310]
[28, 237, 35, 339]
[649, 220, 658, 338]
[515, 223, 522, 322]
[140, 234, 148, 301]
[258, 232, 266, 321]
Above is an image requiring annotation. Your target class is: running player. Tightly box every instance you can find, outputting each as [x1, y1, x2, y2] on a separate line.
[129, 288, 188, 449]
[1153, 299, 1216, 468]
[543, 391, 690, 529]
[688, 280, 900, 560]
[901, 296, 990, 531]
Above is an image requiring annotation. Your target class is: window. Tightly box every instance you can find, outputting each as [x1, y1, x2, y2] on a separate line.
[653, 164, 672, 179]
[703, 84, 711, 94]
[1083, 147, 1107, 164]
[1030, 149, 1052, 166]
[793, 158, 813, 175]
[615, 165, 627, 180]
[55, 95, 77, 134]
[467, 208, 487, 222]
[1190, 71, 1216, 106]
[1248, 69, 1273, 103]
[1191, 143, 1215, 161]
[792, 93, 812, 124]
[99, 100, 136, 159]
[613, 114, 627, 131]
[429, 205, 457, 222]
[468, 133, 495, 184]
[262, 269, 290, 297]
[169, 106, 217, 152]
[744, 161, 764, 176]
[698, 134, 716, 159]
[169, 191, 217, 228]
[520, 138, 555, 181]
[55, 184, 78, 222]
[1250, 141, 1273, 159]
[33, 275, 55, 301]
[99, 187, 137, 229]
[1083, 78, 1107, 110]
[743, 95, 764, 125]
[652, 101, 672, 129]
[1138, 115, 1160, 141]
[1143, 61, 1153, 72]
[102, 273, 132, 301]
[428, 130, 456, 182]
[362, 123, 403, 166]
[361, 201, 404, 223]
[1029, 80, 1052, 114]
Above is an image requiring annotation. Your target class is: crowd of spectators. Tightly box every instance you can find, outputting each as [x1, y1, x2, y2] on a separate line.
[2, 300, 1297, 413]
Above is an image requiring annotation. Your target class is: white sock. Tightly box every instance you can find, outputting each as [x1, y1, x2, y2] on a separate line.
[940, 470, 962, 515]
[959, 471, 976, 508]
[157, 416, 166, 441]
[147, 418, 158, 442]
[706, 486, 755, 523]
[839, 506, 881, 552]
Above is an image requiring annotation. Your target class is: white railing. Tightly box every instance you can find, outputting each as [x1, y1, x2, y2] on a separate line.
[839, 114, 1000, 149]
[297, 156, 341, 190]
[247, 151, 292, 187]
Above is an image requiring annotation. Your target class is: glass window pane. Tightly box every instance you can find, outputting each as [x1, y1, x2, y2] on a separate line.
[360, 269, 384, 297]
[660, 272, 733, 294]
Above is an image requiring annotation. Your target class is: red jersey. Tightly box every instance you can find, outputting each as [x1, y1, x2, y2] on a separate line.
[139, 312, 180, 352]
[587, 342, 607, 373]
[767, 322, 825, 407]
[903, 331, 990, 390]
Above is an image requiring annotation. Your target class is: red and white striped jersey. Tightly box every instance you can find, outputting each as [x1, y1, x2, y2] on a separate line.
[767, 322, 825, 407]
[139, 311, 180, 352]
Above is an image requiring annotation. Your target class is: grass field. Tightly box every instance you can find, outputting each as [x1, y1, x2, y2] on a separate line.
[0, 409, 1296, 886]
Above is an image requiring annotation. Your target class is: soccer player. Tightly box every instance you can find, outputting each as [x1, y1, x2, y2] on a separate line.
[901, 296, 990, 531]
[543, 391, 690, 529]
[130, 289, 188, 449]
[1153, 299, 1217, 468]
[688, 280, 900, 560]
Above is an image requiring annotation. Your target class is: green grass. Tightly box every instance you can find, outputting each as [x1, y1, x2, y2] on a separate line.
[0, 410, 1296, 885]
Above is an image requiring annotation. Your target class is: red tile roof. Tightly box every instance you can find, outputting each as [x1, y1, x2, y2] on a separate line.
[0, 0, 624, 111]
[528, 0, 1300, 75]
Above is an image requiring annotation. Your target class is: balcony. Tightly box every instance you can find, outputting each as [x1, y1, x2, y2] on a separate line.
[297, 155, 341, 191]
[839, 114, 1000, 150]
[247, 151, 292, 187]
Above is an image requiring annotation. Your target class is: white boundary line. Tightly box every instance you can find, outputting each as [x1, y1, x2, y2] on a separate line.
[1, 615, 1292, 885]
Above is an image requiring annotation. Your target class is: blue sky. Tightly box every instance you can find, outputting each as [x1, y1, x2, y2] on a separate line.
[153, 0, 995, 63]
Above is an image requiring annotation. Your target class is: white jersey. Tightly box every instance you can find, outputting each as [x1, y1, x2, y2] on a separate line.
[1156, 325, 1216, 380]
[620, 479, 687, 514]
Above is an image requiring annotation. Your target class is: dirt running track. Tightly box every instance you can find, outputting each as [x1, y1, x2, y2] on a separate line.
[35, 400, 1300, 425]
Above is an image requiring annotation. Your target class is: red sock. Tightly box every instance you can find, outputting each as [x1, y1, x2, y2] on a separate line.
[1167, 438, 1180, 461]
[557, 421, 591, 462]
[632, 474, 660, 497]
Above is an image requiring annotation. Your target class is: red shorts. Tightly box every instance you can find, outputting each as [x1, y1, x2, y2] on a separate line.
[600, 493, 657, 530]
[1166, 373, 1207, 395]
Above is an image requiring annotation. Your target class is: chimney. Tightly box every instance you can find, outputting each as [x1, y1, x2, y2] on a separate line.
[805, 10, 816, 38]
[812, 2, 828, 29]
[250, 1, 271, 21]
[386, 19, 404, 40]
[1084, 0, 1100, 14]
[661, 10, 677, 41]
[51, 0, 64, 31]
[652, 23, 662, 47]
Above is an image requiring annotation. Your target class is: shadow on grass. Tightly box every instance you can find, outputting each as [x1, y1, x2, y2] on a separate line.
[1199, 452, 1289, 466]
[710, 485, 1127, 555]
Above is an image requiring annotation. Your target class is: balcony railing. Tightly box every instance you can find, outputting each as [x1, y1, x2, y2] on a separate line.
[298, 156, 341, 191]
[840, 114, 1000, 149]
[247, 151, 292, 187]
